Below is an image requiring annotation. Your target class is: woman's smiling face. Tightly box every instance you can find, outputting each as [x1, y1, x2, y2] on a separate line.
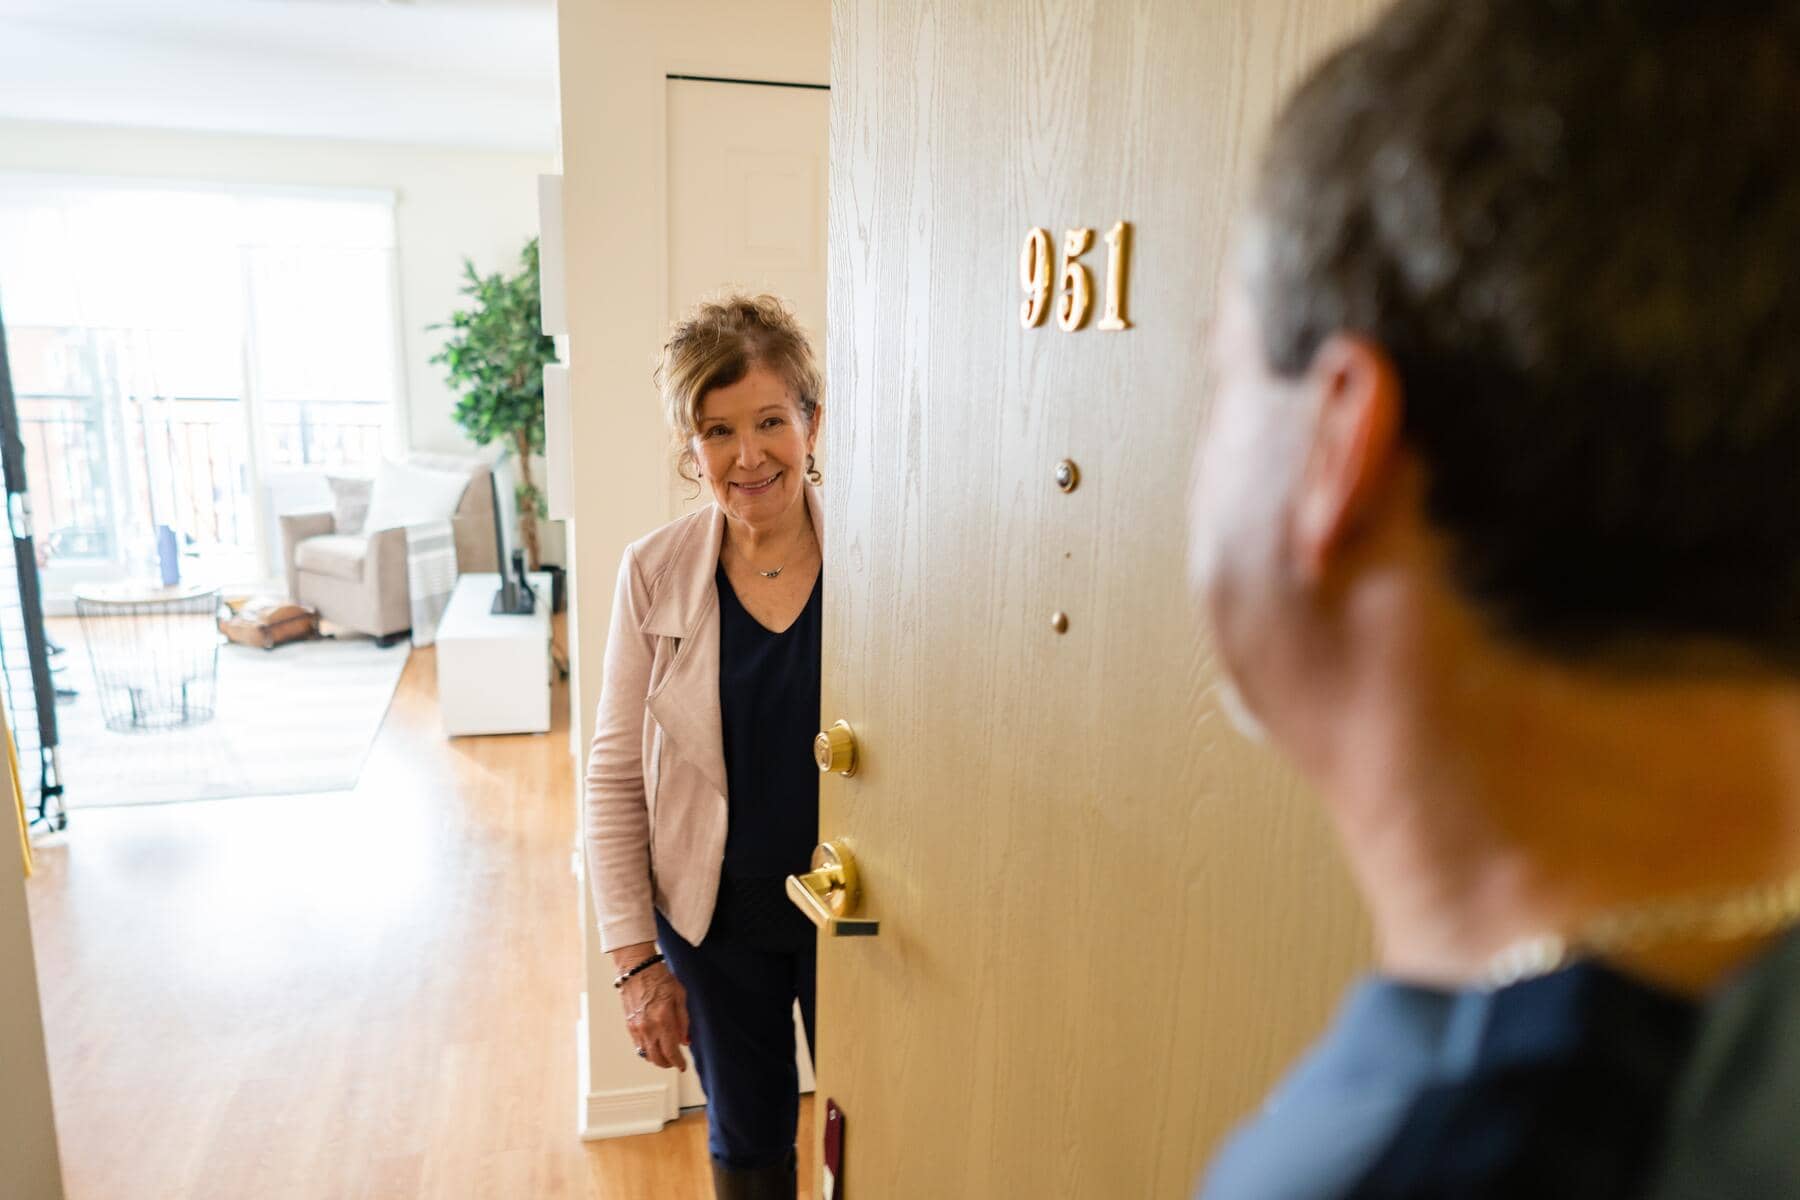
[692, 364, 817, 530]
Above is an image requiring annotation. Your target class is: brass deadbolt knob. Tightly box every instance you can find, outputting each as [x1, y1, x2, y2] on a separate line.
[814, 720, 859, 777]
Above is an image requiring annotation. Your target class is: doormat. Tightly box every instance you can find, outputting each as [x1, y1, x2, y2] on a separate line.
[54, 631, 410, 808]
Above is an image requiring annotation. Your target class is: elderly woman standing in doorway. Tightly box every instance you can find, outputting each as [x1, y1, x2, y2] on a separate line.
[585, 294, 824, 1200]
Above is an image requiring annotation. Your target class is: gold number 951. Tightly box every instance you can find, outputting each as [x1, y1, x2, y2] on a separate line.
[1020, 221, 1132, 333]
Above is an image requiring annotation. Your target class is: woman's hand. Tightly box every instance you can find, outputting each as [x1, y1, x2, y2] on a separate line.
[613, 943, 689, 1071]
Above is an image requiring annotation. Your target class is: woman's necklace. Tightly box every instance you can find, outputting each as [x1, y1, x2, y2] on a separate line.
[1484, 869, 1800, 989]
[735, 522, 810, 580]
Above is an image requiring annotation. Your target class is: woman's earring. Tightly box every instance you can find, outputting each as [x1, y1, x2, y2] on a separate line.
[806, 453, 823, 486]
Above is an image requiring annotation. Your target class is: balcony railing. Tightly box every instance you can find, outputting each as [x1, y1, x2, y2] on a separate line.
[20, 392, 385, 569]
[153, 396, 254, 552]
[264, 400, 386, 469]
[17, 394, 113, 562]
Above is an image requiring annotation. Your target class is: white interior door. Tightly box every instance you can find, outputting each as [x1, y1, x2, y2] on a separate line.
[665, 76, 830, 522]
[664, 73, 830, 1109]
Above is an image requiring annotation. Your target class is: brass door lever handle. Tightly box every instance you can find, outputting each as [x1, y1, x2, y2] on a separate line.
[785, 840, 880, 937]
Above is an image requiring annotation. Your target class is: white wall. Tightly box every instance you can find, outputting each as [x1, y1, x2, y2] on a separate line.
[553, 0, 829, 1138]
[0, 120, 553, 454]
[1, 847, 64, 1199]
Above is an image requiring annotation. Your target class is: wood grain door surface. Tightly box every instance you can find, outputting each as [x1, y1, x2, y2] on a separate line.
[816, 2, 1384, 1195]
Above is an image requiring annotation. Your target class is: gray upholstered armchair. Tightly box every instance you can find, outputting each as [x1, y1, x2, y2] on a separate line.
[280, 452, 498, 641]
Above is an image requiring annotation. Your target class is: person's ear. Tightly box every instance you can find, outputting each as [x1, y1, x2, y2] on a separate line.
[806, 403, 824, 455]
[1291, 336, 1404, 582]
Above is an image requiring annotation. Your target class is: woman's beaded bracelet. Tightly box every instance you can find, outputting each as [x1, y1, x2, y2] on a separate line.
[612, 953, 666, 990]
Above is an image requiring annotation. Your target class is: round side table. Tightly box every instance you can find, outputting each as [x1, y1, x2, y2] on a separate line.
[73, 582, 222, 732]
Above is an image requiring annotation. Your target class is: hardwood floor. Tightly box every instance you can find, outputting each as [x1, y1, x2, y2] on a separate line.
[25, 634, 811, 1199]
[586, 1102, 813, 1200]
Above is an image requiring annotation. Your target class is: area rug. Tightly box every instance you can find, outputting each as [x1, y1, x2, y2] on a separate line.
[55, 633, 411, 808]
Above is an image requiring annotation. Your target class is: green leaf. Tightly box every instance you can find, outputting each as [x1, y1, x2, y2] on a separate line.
[430, 236, 558, 451]
[429, 238, 562, 568]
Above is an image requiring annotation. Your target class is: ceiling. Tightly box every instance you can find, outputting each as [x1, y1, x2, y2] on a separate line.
[0, 0, 559, 152]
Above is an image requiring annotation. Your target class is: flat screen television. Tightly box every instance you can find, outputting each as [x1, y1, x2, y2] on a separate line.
[488, 449, 536, 616]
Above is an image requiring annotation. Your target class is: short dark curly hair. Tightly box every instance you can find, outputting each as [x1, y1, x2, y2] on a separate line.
[1249, 0, 1800, 672]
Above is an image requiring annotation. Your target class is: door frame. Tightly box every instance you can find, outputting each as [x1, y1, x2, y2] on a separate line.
[554, 0, 831, 1141]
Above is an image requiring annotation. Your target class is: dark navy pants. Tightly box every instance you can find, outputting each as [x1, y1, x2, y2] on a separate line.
[656, 908, 818, 1169]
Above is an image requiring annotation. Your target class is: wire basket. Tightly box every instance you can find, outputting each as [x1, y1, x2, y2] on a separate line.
[73, 584, 222, 733]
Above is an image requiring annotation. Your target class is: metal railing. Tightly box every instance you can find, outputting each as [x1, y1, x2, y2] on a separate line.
[17, 394, 113, 562]
[263, 400, 386, 469]
[21, 392, 385, 567]
[153, 396, 253, 552]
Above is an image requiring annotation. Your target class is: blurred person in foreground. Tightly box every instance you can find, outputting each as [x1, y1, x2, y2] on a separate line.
[1191, 1, 1800, 1196]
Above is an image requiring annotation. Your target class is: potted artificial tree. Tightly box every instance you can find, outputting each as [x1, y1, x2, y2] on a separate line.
[430, 238, 562, 607]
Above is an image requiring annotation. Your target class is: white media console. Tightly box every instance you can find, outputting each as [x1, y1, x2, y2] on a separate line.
[435, 571, 553, 737]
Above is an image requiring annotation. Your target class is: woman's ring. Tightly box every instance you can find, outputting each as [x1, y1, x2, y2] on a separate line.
[636, 1046, 648, 1059]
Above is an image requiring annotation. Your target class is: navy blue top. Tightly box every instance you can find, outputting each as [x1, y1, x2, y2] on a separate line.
[1201, 928, 1800, 1199]
[709, 563, 821, 946]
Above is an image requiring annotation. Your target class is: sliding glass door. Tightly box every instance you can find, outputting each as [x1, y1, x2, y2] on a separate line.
[0, 177, 400, 602]
[10, 326, 118, 573]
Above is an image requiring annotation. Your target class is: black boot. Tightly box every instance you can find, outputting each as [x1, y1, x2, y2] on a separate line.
[710, 1150, 796, 1200]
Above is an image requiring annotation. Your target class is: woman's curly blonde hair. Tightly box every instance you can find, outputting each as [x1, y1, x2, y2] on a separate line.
[654, 293, 822, 485]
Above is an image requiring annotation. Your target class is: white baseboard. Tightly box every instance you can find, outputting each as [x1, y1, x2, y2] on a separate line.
[577, 1012, 680, 1141]
[582, 1084, 680, 1140]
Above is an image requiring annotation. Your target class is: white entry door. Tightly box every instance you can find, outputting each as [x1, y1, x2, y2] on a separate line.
[664, 76, 830, 521]
[663, 73, 831, 1107]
